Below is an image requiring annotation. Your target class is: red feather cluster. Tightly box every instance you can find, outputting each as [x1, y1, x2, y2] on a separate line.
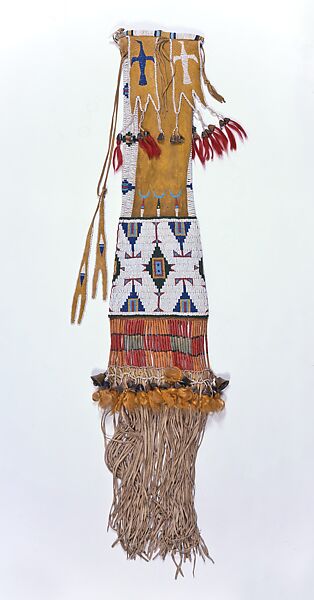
[192, 118, 247, 165]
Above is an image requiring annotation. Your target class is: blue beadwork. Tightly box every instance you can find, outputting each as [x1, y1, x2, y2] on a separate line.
[173, 282, 198, 313]
[122, 179, 135, 195]
[121, 283, 145, 313]
[131, 41, 154, 86]
[168, 221, 191, 251]
[122, 222, 143, 252]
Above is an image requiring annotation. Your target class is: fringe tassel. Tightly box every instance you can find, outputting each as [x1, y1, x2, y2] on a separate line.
[102, 404, 215, 578]
[71, 191, 105, 324]
[200, 44, 225, 104]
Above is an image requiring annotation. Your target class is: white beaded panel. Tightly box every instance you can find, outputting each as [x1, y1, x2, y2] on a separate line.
[109, 218, 208, 316]
[120, 57, 139, 218]
[186, 149, 196, 216]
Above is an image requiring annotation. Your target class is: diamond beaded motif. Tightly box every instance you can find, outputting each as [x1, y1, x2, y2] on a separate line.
[109, 218, 209, 316]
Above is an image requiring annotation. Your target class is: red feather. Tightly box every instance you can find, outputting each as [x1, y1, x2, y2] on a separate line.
[224, 125, 237, 151]
[194, 136, 205, 164]
[227, 122, 245, 140]
[210, 134, 224, 157]
[213, 127, 229, 151]
[228, 119, 247, 139]
[202, 134, 213, 160]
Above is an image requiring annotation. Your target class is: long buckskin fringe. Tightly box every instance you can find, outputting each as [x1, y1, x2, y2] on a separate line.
[92, 313, 228, 577]
[101, 404, 213, 578]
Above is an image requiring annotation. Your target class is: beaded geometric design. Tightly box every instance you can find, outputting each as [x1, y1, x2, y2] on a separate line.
[109, 218, 208, 316]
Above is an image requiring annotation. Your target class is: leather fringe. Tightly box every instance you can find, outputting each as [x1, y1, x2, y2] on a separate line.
[102, 404, 214, 578]
[71, 191, 105, 324]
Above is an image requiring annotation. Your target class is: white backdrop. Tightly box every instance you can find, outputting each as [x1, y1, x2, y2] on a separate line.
[1, 1, 314, 599]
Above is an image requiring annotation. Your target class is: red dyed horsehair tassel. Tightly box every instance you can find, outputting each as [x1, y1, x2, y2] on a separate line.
[199, 125, 228, 161]
[219, 118, 248, 151]
[202, 130, 213, 160]
[206, 125, 227, 158]
[192, 127, 205, 164]
[138, 131, 161, 159]
[145, 132, 161, 157]
[112, 133, 123, 172]
[138, 132, 154, 158]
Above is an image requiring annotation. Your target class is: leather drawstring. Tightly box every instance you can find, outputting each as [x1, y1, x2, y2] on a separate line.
[155, 38, 175, 113]
[71, 54, 125, 324]
[200, 44, 226, 104]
